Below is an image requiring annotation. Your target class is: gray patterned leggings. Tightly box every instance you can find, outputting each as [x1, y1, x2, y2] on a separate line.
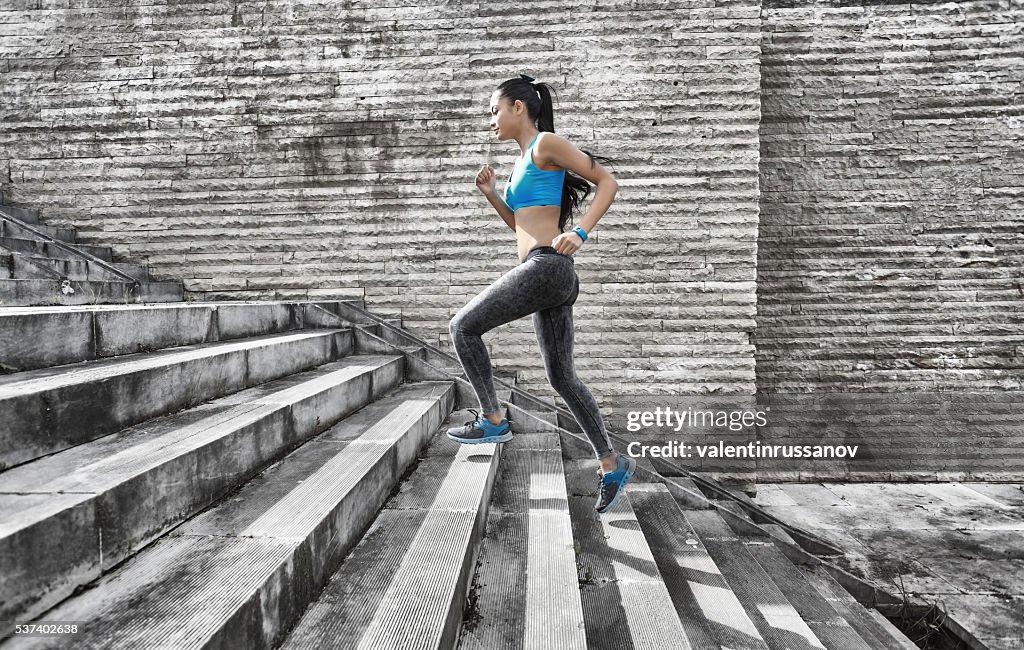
[448, 246, 614, 459]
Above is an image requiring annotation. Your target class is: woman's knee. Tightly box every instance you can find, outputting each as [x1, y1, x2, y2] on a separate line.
[449, 309, 478, 342]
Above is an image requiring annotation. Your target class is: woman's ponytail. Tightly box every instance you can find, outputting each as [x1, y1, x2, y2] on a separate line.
[534, 82, 555, 134]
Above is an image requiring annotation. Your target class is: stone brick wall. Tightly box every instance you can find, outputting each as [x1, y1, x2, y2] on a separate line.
[0, 0, 763, 425]
[756, 0, 1024, 479]
[5, 0, 1021, 479]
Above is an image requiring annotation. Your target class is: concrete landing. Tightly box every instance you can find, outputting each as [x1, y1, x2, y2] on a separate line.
[751, 482, 1024, 650]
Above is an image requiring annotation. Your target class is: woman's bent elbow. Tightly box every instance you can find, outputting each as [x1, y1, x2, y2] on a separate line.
[602, 175, 619, 193]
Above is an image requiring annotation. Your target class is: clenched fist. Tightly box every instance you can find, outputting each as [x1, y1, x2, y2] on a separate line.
[475, 164, 497, 196]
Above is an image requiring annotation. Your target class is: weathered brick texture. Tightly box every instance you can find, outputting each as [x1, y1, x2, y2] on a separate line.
[757, 0, 1024, 479]
[0, 0, 763, 424]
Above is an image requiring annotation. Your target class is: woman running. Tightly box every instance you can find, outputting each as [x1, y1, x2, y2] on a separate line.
[445, 74, 636, 513]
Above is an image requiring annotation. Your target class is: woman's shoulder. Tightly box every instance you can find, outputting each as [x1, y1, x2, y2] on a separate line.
[532, 132, 572, 170]
[534, 131, 571, 148]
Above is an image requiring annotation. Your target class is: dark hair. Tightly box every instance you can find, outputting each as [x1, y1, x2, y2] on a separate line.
[496, 76, 613, 233]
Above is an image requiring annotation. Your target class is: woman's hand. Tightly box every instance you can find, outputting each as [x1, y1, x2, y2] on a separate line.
[552, 231, 584, 256]
[475, 164, 496, 195]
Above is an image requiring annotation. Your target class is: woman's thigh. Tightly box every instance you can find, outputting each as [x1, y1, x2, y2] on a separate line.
[532, 275, 579, 374]
[452, 255, 576, 335]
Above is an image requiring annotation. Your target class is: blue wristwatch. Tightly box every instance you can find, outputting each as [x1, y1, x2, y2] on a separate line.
[572, 226, 588, 242]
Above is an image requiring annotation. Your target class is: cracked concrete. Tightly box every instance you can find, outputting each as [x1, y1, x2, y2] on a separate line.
[752, 482, 1024, 650]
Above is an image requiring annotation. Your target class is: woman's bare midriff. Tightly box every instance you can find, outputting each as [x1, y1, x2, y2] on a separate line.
[514, 205, 562, 261]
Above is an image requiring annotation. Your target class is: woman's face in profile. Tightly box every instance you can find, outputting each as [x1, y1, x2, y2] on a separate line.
[489, 92, 517, 141]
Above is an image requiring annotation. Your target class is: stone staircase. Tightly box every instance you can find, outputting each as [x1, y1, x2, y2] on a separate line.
[0, 299, 923, 649]
[0, 204, 182, 307]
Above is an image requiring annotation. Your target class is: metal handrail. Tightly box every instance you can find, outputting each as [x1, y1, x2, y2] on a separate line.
[0, 206, 142, 287]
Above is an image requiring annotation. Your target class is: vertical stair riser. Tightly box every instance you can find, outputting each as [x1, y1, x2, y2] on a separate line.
[98, 409, 297, 572]
[300, 446, 402, 590]
[95, 307, 217, 358]
[374, 324, 460, 369]
[0, 496, 99, 629]
[0, 303, 310, 373]
[296, 384, 458, 597]
[0, 218, 75, 243]
[298, 304, 348, 329]
[110, 263, 149, 282]
[0, 206, 40, 224]
[0, 311, 94, 372]
[217, 303, 301, 341]
[0, 278, 183, 307]
[403, 355, 460, 384]
[10, 255, 124, 282]
[353, 328, 393, 356]
[442, 490, 494, 650]
[0, 236, 111, 261]
[0, 333, 352, 470]
[203, 541, 318, 650]
[246, 333, 350, 385]
[97, 302, 302, 360]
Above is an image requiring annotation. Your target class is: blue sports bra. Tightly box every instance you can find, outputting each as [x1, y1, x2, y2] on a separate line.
[503, 132, 565, 212]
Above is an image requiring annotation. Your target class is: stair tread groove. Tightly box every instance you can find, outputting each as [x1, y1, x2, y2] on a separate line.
[174, 381, 454, 538]
[742, 541, 873, 650]
[629, 483, 769, 650]
[282, 410, 499, 649]
[10, 535, 298, 649]
[799, 565, 918, 650]
[685, 508, 827, 650]
[459, 432, 586, 650]
[565, 462, 693, 649]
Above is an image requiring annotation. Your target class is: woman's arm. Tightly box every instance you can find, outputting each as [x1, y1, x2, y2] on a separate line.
[536, 133, 618, 252]
[476, 164, 516, 232]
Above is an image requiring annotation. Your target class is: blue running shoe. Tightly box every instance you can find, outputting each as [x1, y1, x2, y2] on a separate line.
[595, 455, 637, 513]
[446, 409, 512, 444]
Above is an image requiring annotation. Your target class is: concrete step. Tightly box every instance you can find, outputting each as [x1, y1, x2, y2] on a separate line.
[0, 235, 113, 262]
[12, 254, 148, 282]
[9, 254, 60, 280]
[1, 381, 454, 648]
[0, 354, 406, 628]
[865, 610, 920, 650]
[9, 253, 139, 282]
[684, 508, 827, 650]
[355, 323, 466, 377]
[0, 217, 75, 244]
[712, 496, 915, 648]
[628, 483, 770, 650]
[279, 406, 497, 650]
[563, 458, 694, 649]
[0, 204, 40, 225]
[458, 431, 587, 650]
[798, 565, 920, 650]
[0, 301, 353, 374]
[742, 540, 874, 650]
[0, 278, 184, 307]
[0, 328, 354, 469]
